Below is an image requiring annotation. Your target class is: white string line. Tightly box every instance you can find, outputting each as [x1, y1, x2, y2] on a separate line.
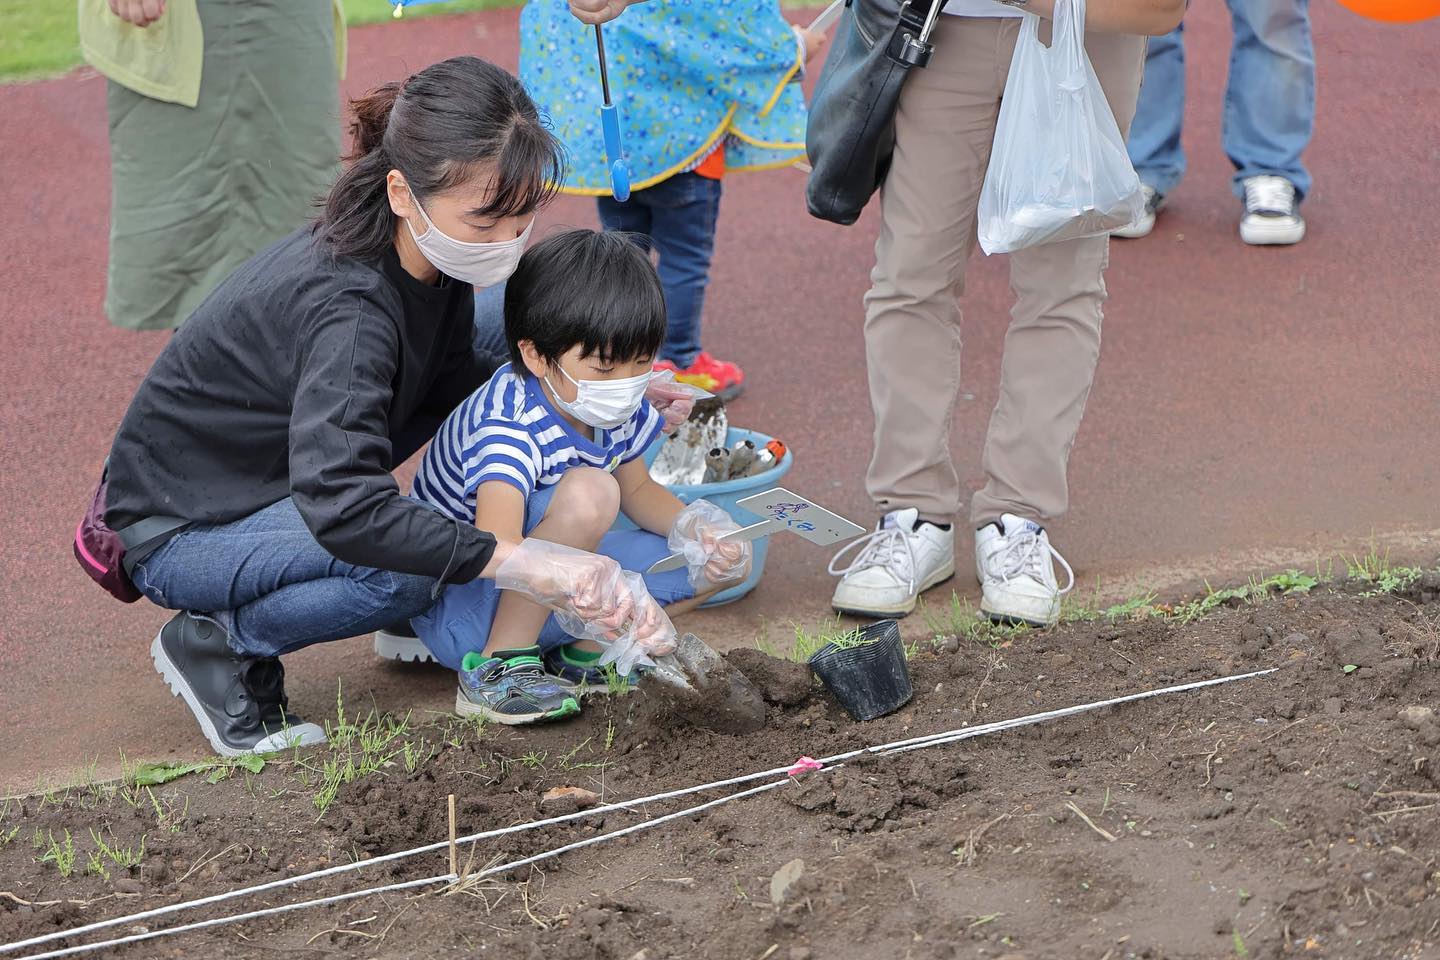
[850, 667, 1279, 759]
[14, 779, 794, 960]
[1, 667, 1275, 956]
[13, 875, 451, 960]
[0, 766, 798, 953]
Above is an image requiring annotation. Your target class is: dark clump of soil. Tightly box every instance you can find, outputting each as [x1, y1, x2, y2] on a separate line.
[3, 584, 1439, 960]
[726, 647, 814, 706]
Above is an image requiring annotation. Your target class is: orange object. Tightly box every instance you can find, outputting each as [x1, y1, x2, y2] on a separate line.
[693, 143, 727, 180]
[765, 439, 787, 461]
[1334, 0, 1439, 21]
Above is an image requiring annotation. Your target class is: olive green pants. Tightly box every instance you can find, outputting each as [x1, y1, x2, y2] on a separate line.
[105, 0, 340, 331]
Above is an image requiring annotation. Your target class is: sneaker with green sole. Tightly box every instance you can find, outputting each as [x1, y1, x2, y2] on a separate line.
[542, 644, 639, 697]
[456, 647, 580, 724]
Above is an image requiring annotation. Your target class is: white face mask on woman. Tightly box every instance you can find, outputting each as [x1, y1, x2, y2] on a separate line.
[547, 366, 652, 430]
[406, 193, 533, 288]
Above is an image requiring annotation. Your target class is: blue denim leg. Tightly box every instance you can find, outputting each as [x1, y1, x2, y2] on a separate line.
[1223, 0, 1315, 200]
[598, 174, 722, 369]
[411, 484, 694, 671]
[597, 192, 655, 239]
[130, 498, 438, 659]
[1126, 24, 1187, 196]
[473, 283, 509, 367]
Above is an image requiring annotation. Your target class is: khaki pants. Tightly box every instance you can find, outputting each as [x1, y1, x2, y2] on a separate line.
[863, 17, 1145, 528]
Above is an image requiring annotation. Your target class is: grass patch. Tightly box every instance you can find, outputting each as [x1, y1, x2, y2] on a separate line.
[1345, 538, 1422, 595]
[789, 619, 863, 662]
[36, 828, 77, 879]
[921, 592, 1027, 648]
[289, 682, 450, 818]
[0, 0, 515, 84]
[85, 829, 147, 881]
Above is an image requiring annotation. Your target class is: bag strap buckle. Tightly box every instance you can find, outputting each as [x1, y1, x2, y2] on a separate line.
[890, 0, 945, 67]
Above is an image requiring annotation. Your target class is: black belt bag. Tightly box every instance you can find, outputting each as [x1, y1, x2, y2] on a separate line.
[804, 0, 947, 226]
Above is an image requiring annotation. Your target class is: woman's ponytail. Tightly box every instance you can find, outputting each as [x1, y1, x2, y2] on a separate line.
[347, 81, 401, 159]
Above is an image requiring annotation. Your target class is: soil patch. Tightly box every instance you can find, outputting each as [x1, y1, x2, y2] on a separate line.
[3, 580, 1438, 959]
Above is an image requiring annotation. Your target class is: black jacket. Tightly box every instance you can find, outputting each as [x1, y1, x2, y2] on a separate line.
[106, 228, 497, 584]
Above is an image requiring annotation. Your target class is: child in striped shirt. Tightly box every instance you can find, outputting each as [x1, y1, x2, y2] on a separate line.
[412, 229, 751, 724]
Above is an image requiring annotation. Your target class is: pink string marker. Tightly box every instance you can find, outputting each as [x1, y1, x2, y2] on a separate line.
[787, 756, 823, 777]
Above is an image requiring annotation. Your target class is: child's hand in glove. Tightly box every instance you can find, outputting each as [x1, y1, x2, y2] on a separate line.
[495, 540, 658, 642]
[668, 499, 752, 590]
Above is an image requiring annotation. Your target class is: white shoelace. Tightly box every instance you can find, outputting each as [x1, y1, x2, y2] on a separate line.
[990, 529, 1076, 596]
[1244, 175, 1295, 217]
[828, 526, 918, 595]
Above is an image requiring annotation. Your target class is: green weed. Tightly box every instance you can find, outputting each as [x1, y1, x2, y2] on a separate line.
[921, 592, 1026, 648]
[599, 663, 633, 697]
[88, 829, 147, 872]
[402, 738, 435, 775]
[37, 829, 77, 878]
[1345, 540, 1421, 595]
[301, 684, 413, 816]
[145, 788, 189, 834]
[791, 619, 864, 661]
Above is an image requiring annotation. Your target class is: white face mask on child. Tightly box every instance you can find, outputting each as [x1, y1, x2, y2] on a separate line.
[406, 192, 533, 289]
[547, 367, 651, 430]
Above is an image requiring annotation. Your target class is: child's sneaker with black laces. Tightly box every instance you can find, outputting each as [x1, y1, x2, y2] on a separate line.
[456, 646, 580, 724]
[542, 643, 639, 696]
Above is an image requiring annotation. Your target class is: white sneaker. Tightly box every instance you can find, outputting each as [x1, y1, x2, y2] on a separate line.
[1111, 183, 1163, 239]
[829, 508, 955, 618]
[1239, 175, 1305, 245]
[974, 514, 1075, 627]
[374, 627, 435, 663]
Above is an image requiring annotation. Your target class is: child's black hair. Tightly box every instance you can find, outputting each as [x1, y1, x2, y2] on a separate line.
[504, 229, 667, 374]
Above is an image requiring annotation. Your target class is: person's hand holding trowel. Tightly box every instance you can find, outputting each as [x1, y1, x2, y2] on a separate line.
[496, 539, 678, 676]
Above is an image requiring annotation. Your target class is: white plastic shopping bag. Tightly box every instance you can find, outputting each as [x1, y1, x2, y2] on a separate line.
[976, 0, 1143, 255]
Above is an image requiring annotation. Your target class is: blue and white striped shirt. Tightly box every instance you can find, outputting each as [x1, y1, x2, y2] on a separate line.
[413, 363, 663, 522]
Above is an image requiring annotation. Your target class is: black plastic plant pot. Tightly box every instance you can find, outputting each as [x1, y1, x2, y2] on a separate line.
[808, 620, 913, 722]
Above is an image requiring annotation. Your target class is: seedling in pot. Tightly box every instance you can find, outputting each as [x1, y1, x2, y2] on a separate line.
[809, 620, 914, 722]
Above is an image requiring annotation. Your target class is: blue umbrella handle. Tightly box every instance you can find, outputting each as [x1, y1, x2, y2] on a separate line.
[594, 25, 630, 203]
[601, 102, 631, 202]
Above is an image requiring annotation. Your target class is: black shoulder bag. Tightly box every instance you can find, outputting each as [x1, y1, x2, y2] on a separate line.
[805, 0, 948, 226]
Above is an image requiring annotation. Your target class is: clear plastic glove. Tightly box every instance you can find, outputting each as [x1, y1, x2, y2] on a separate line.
[496, 540, 666, 648]
[647, 370, 712, 435]
[668, 499, 752, 590]
[554, 571, 679, 676]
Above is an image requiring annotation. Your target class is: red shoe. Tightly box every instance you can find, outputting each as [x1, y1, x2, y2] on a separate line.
[655, 351, 745, 401]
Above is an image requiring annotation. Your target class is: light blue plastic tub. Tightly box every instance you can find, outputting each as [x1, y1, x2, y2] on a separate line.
[614, 427, 793, 607]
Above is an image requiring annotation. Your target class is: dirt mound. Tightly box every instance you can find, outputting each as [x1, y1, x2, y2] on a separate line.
[726, 647, 814, 706]
[3, 586, 1438, 959]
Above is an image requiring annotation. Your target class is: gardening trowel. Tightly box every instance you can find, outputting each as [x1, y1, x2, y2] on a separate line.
[644, 633, 768, 733]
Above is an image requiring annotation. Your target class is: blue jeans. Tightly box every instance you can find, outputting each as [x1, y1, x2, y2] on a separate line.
[596, 172, 724, 369]
[131, 498, 437, 659]
[412, 484, 694, 672]
[473, 283, 508, 367]
[1127, 0, 1314, 200]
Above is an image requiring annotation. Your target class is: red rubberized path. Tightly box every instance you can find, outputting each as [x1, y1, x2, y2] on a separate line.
[1, 4, 1437, 791]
